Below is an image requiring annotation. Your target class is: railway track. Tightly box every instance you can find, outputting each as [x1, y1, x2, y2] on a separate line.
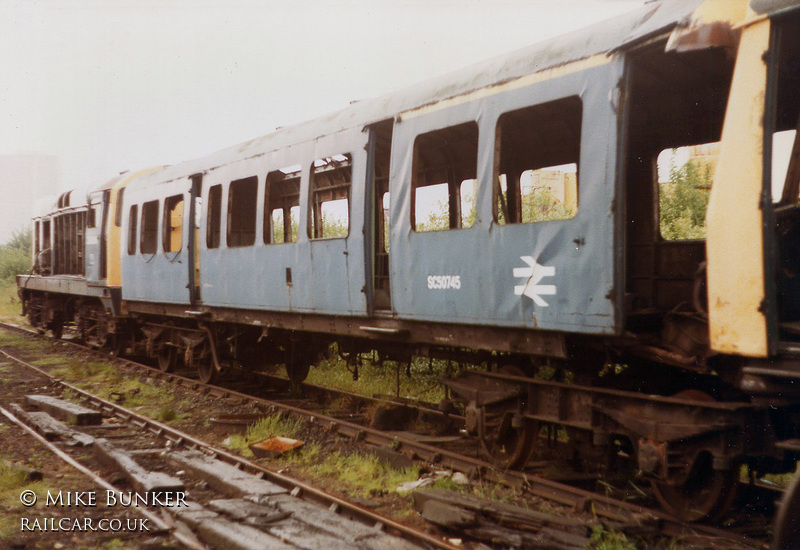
[0, 342, 457, 549]
[0, 322, 770, 549]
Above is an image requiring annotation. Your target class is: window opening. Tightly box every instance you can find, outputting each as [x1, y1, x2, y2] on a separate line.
[412, 122, 478, 232]
[657, 143, 716, 240]
[774, 129, 798, 202]
[34, 221, 40, 256]
[87, 207, 96, 229]
[495, 97, 580, 225]
[163, 194, 184, 253]
[207, 184, 222, 249]
[264, 166, 301, 244]
[227, 176, 258, 247]
[309, 154, 351, 239]
[127, 205, 138, 255]
[114, 188, 125, 227]
[140, 200, 159, 254]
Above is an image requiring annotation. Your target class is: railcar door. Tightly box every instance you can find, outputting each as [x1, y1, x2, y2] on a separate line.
[366, 120, 394, 314]
[188, 174, 202, 305]
[121, 177, 193, 306]
[84, 189, 107, 283]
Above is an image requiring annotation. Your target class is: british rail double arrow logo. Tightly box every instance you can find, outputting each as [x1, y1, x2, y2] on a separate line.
[513, 256, 557, 307]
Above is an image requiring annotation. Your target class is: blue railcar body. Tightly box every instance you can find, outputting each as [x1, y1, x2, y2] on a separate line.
[388, 61, 623, 333]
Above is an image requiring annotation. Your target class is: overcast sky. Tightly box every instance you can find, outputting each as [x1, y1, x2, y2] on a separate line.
[0, 0, 646, 240]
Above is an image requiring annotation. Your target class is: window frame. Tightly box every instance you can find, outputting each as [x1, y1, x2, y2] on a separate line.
[127, 205, 138, 255]
[226, 176, 259, 248]
[163, 194, 185, 254]
[206, 184, 222, 249]
[264, 167, 301, 245]
[410, 121, 479, 232]
[308, 154, 352, 240]
[493, 96, 582, 226]
[139, 200, 159, 255]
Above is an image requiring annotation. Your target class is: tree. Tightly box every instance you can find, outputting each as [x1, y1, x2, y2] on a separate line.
[0, 229, 32, 281]
[659, 157, 712, 240]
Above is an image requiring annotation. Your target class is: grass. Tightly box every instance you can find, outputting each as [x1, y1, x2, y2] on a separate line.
[306, 349, 457, 403]
[225, 414, 306, 457]
[223, 413, 422, 498]
[0, 280, 25, 325]
[45, 357, 188, 424]
[0, 331, 50, 354]
[296, 446, 420, 498]
[0, 460, 46, 542]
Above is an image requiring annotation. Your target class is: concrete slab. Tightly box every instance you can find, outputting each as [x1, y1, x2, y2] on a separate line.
[25, 394, 102, 425]
[169, 451, 287, 498]
[94, 438, 184, 496]
[10, 403, 94, 445]
[172, 501, 295, 550]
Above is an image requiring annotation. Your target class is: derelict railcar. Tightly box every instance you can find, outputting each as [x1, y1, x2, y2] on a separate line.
[17, 0, 800, 537]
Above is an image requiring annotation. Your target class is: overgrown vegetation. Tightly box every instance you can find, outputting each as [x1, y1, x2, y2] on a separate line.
[659, 157, 712, 240]
[44, 357, 188, 423]
[0, 459, 46, 542]
[0, 280, 26, 325]
[223, 413, 422, 498]
[224, 415, 306, 457]
[0, 230, 32, 283]
[306, 347, 454, 403]
[0, 332, 49, 353]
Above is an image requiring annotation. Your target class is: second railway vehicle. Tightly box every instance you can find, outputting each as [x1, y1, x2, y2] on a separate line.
[17, 0, 800, 538]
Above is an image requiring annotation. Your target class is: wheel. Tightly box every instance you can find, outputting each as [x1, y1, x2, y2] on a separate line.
[285, 342, 314, 386]
[651, 453, 738, 523]
[157, 345, 177, 373]
[773, 469, 800, 549]
[286, 360, 310, 385]
[193, 342, 219, 384]
[479, 365, 538, 470]
[110, 334, 127, 357]
[49, 321, 63, 340]
[480, 411, 538, 470]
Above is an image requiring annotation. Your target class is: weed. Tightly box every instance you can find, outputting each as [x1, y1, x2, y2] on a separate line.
[306, 348, 451, 403]
[306, 450, 420, 498]
[0, 460, 46, 542]
[0, 332, 49, 353]
[157, 407, 177, 422]
[590, 525, 638, 550]
[0, 280, 26, 325]
[225, 414, 304, 457]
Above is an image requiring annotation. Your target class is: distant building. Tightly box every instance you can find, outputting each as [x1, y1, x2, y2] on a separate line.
[524, 167, 578, 211]
[0, 155, 60, 244]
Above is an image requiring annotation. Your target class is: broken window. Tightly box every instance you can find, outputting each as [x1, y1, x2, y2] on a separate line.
[127, 205, 138, 255]
[264, 166, 300, 244]
[227, 176, 258, 247]
[140, 200, 159, 255]
[206, 184, 222, 249]
[163, 194, 184, 253]
[412, 122, 478, 232]
[495, 97, 580, 224]
[309, 154, 351, 239]
[657, 143, 715, 240]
